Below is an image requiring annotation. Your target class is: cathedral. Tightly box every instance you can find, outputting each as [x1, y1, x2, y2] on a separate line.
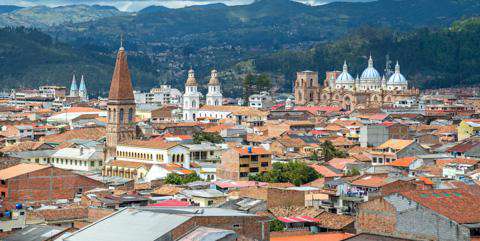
[182, 69, 223, 121]
[294, 55, 419, 110]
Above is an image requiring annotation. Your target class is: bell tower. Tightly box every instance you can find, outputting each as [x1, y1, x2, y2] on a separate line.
[106, 44, 136, 159]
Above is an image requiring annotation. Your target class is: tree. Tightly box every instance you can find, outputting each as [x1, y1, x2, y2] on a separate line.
[269, 219, 285, 232]
[249, 161, 320, 186]
[164, 173, 202, 185]
[346, 167, 361, 176]
[310, 152, 319, 161]
[321, 141, 347, 161]
[192, 132, 224, 144]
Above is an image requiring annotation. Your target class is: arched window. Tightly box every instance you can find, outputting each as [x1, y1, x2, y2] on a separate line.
[181, 154, 184, 163]
[113, 109, 116, 122]
[128, 108, 133, 123]
[215, 100, 219, 106]
[108, 108, 112, 122]
[192, 100, 197, 108]
[310, 78, 313, 87]
[119, 108, 124, 124]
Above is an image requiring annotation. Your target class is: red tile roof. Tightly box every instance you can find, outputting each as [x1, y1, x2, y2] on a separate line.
[400, 188, 480, 224]
[0, 163, 49, 180]
[327, 158, 357, 170]
[387, 157, 417, 168]
[310, 164, 342, 178]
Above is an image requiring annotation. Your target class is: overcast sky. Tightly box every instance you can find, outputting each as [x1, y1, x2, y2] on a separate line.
[3, 0, 375, 11]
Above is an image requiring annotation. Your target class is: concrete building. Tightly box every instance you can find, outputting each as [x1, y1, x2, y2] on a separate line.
[216, 146, 272, 181]
[369, 139, 428, 165]
[249, 91, 273, 109]
[180, 189, 227, 207]
[360, 123, 410, 147]
[458, 119, 480, 141]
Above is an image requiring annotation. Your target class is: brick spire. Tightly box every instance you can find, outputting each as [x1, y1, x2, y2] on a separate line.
[108, 46, 134, 101]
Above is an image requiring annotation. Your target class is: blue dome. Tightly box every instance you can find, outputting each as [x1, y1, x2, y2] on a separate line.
[388, 62, 407, 85]
[336, 61, 354, 84]
[388, 73, 407, 84]
[360, 55, 381, 81]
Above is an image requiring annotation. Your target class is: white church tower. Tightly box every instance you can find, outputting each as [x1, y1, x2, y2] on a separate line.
[69, 74, 78, 97]
[182, 69, 201, 121]
[78, 75, 88, 101]
[206, 69, 223, 106]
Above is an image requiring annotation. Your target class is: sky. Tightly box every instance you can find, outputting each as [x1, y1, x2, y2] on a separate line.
[1, 0, 375, 12]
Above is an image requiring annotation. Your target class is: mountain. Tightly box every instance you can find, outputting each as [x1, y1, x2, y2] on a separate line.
[2, 0, 480, 95]
[55, 0, 480, 46]
[0, 5, 125, 28]
[0, 27, 157, 96]
[0, 5, 22, 14]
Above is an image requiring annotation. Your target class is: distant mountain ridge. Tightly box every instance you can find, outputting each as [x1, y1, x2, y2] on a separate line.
[0, 5, 124, 28]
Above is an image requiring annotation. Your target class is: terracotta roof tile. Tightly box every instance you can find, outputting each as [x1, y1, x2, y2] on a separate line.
[120, 139, 179, 149]
[387, 157, 417, 168]
[351, 175, 388, 188]
[0, 163, 49, 180]
[377, 139, 414, 150]
[41, 127, 105, 143]
[315, 212, 354, 230]
[400, 188, 480, 224]
[327, 158, 357, 170]
[310, 164, 342, 178]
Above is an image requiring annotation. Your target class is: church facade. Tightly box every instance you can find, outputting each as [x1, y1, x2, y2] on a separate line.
[182, 69, 223, 121]
[294, 55, 419, 110]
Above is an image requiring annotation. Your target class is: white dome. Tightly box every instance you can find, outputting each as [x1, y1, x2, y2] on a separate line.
[336, 61, 354, 84]
[360, 55, 381, 81]
[388, 61, 407, 85]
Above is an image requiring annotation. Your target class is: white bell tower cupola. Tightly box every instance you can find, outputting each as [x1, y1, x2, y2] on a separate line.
[206, 69, 223, 106]
[182, 69, 201, 121]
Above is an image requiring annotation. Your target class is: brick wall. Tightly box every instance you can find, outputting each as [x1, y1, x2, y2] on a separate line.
[356, 197, 396, 235]
[4, 167, 105, 208]
[380, 180, 417, 197]
[267, 188, 305, 208]
[217, 149, 240, 180]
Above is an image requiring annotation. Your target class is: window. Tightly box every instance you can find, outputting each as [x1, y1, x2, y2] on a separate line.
[240, 172, 248, 177]
[119, 108, 124, 124]
[261, 162, 269, 167]
[208, 200, 214, 206]
[90, 161, 95, 167]
[1, 180, 5, 185]
[240, 164, 249, 168]
[75, 160, 78, 166]
[128, 108, 133, 123]
[233, 224, 241, 229]
[99, 161, 103, 166]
